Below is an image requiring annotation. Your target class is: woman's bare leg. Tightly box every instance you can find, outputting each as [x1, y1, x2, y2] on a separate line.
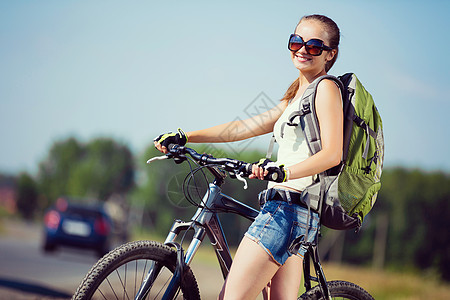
[268, 254, 303, 300]
[218, 236, 279, 300]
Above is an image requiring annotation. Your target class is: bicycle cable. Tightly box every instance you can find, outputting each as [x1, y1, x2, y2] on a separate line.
[183, 157, 209, 207]
[178, 157, 212, 247]
[170, 150, 239, 249]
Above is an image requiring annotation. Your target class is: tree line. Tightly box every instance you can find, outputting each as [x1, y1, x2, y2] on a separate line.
[3, 136, 450, 281]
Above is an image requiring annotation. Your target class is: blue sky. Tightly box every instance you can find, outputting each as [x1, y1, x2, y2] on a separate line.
[1, 0, 449, 174]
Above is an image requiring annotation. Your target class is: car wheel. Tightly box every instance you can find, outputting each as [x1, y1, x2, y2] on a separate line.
[96, 244, 109, 258]
[43, 238, 57, 253]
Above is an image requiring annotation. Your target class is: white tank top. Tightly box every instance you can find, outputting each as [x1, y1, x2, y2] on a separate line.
[267, 99, 313, 192]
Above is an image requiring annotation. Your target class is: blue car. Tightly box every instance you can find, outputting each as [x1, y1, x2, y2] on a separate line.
[43, 198, 112, 257]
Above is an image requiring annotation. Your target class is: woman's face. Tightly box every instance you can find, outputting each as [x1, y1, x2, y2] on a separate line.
[290, 20, 336, 74]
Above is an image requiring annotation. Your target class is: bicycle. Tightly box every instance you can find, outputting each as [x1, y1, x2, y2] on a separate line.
[73, 145, 374, 300]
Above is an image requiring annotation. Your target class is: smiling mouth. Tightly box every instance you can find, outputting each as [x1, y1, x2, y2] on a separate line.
[295, 55, 311, 62]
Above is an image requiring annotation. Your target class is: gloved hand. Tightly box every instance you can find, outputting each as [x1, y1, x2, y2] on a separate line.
[251, 158, 289, 183]
[154, 128, 188, 153]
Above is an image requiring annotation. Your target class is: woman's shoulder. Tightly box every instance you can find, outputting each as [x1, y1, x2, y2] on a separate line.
[315, 77, 342, 106]
[316, 77, 341, 97]
[317, 77, 341, 91]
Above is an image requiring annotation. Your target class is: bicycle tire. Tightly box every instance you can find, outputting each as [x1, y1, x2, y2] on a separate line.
[73, 240, 200, 300]
[298, 280, 374, 300]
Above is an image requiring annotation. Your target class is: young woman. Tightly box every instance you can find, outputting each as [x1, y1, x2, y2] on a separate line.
[154, 14, 343, 300]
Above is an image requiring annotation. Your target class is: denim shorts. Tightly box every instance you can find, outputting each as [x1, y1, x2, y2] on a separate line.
[244, 200, 319, 266]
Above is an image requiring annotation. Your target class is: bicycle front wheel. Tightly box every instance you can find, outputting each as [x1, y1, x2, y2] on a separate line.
[299, 280, 374, 300]
[73, 240, 200, 300]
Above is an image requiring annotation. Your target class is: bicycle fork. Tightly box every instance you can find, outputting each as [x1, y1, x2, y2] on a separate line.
[134, 220, 206, 300]
[134, 260, 163, 299]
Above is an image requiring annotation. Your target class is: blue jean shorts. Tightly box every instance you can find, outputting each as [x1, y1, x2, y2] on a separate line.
[244, 200, 319, 266]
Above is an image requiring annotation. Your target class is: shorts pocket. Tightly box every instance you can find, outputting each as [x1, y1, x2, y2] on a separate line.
[288, 221, 306, 254]
[288, 215, 319, 255]
[247, 201, 281, 240]
[260, 200, 282, 216]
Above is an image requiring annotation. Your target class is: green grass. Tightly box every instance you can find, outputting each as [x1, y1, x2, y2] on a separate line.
[321, 263, 450, 300]
[132, 229, 450, 300]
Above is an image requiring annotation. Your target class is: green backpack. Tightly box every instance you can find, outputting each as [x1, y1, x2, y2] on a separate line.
[276, 73, 384, 230]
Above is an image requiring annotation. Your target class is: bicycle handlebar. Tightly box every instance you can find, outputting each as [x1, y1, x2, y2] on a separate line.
[147, 144, 284, 183]
[163, 144, 285, 183]
[167, 144, 253, 177]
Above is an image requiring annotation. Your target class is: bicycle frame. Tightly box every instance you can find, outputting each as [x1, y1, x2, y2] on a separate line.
[134, 178, 259, 299]
[165, 182, 259, 278]
[303, 243, 331, 299]
[134, 164, 331, 299]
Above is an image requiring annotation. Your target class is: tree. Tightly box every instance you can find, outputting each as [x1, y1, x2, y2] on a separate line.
[69, 138, 135, 200]
[339, 168, 450, 282]
[16, 173, 38, 220]
[38, 137, 135, 205]
[38, 137, 84, 206]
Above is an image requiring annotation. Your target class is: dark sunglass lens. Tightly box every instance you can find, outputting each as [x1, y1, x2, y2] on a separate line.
[307, 39, 323, 47]
[289, 42, 303, 51]
[306, 45, 322, 56]
[305, 39, 324, 56]
[288, 35, 304, 51]
[290, 35, 303, 43]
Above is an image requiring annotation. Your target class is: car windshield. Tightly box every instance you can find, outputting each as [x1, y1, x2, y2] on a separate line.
[65, 206, 103, 219]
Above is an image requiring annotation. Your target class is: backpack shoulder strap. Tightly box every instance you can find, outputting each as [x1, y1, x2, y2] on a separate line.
[266, 134, 276, 159]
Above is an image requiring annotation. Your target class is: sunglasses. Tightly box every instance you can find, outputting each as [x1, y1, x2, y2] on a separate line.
[288, 34, 332, 56]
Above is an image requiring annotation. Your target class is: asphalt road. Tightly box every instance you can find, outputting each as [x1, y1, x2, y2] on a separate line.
[0, 220, 100, 299]
[0, 220, 227, 300]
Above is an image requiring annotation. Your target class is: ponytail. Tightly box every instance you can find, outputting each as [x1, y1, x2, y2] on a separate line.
[280, 78, 299, 102]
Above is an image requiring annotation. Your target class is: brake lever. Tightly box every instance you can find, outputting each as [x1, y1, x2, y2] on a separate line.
[235, 172, 248, 190]
[146, 155, 169, 164]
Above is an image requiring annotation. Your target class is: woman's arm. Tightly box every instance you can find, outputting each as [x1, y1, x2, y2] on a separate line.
[287, 79, 343, 179]
[187, 101, 287, 143]
[154, 101, 287, 153]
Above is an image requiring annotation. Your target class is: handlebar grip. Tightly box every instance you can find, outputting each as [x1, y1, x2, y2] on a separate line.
[247, 163, 284, 182]
[264, 167, 285, 183]
[167, 144, 178, 151]
[244, 163, 253, 175]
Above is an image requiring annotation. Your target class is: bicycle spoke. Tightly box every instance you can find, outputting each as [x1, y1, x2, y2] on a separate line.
[85, 258, 188, 300]
[106, 276, 119, 300]
[123, 263, 127, 300]
[134, 259, 138, 297]
[151, 269, 172, 299]
[97, 288, 108, 300]
[115, 264, 130, 300]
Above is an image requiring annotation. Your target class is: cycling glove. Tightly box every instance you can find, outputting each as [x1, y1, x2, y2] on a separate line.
[154, 128, 188, 149]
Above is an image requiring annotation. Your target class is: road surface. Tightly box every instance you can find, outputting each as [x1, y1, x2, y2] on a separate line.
[0, 220, 226, 299]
